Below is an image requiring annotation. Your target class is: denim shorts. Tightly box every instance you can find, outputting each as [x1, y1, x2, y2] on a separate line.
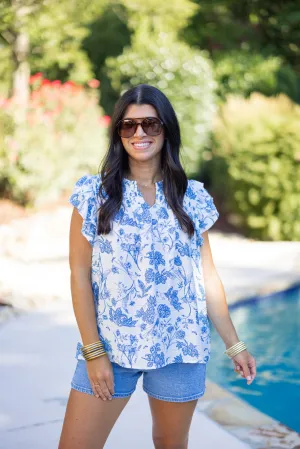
[71, 342, 207, 402]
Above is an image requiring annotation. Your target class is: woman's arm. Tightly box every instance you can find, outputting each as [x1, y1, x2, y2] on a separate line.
[200, 231, 240, 350]
[200, 231, 256, 384]
[69, 207, 115, 400]
[69, 207, 99, 345]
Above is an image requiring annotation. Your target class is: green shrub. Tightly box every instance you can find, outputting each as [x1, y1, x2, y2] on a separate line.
[214, 51, 299, 104]
[0, 75, 108, 206]
[105, 40, 216, 175]
[210, 93, 300, 241]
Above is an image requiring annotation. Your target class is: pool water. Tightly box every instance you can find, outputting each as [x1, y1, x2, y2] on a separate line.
[206, 285, 300, 433]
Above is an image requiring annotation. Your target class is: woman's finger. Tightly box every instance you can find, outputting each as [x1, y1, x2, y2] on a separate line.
[99, 379, 112, 400]
[104, 380, 114, 400]
[249, 359, 257, 379]
[106, 375, 115, 396]
[241, 363, 253, 384]
[91, 383, 100, 398]
[92, 382, 103, 399]
[93, 381, 107, 400]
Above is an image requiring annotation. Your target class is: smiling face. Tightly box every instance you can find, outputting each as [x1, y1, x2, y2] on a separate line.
[120, 104, 165, 163]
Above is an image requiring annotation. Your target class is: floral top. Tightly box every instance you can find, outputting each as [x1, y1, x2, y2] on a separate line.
[69, 174, 219, 369]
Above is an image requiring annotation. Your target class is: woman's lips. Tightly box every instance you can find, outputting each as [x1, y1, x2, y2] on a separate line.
[131, 141, 153, 149]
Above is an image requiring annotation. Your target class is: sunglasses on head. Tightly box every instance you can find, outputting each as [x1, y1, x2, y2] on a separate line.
[116, 117, 164, 138]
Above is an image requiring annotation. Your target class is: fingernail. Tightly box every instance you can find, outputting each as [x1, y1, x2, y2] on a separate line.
[246, 376, 251, 380]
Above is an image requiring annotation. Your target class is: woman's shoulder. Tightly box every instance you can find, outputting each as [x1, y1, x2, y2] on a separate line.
[69, 173, 103, 208]
[185, 179, 206, 200]
[73, 173, 101, 189]
[185, 179, 219, 233]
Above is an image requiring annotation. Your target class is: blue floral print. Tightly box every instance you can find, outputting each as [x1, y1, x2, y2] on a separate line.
[69, 174, 219, 369]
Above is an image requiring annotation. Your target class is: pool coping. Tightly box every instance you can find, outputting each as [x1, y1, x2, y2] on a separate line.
[200, 280, 300, 448]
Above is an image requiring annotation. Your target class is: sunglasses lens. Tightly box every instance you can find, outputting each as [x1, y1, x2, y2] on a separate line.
[118, 120, 136, 137]
[142, 118, 162, 136]
[118, 118, 162, 137]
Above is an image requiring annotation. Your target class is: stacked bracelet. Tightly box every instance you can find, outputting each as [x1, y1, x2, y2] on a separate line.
[80, 340, 106, 361]
[224, 341, 247, 359]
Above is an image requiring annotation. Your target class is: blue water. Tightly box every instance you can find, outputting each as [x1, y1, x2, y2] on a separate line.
[206, 285, 300, 433]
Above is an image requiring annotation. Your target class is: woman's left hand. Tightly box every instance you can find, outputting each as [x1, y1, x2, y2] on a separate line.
[232, 350, 256, 385]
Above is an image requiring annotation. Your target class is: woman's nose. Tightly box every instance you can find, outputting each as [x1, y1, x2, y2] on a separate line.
[134, 123, 147, 137]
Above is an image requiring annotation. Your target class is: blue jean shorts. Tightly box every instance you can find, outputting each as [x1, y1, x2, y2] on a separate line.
[71, 342, 207, 402]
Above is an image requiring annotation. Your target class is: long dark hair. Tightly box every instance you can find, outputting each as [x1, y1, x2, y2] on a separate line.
[97, 84, 195, 237]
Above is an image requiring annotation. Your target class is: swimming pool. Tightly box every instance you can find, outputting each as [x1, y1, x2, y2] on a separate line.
[206, 284, 300, 433]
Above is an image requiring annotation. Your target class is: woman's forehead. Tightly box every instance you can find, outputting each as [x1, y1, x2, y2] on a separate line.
[124, 104, 158, 119]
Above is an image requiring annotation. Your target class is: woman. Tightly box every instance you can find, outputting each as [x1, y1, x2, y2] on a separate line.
[59, 84, 256, 449]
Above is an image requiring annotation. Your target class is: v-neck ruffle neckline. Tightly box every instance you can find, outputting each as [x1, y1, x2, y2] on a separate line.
[122, 177, 163, 209]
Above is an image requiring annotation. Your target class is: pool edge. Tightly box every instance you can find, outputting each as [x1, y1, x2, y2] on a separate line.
[202, 280, 300, 448]
[197, 377, 300, 448]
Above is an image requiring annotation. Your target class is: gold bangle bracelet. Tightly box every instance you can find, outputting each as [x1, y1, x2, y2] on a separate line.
[226, 347, 247, 357]
[225, 341, 246, 352]
[227, 345, 247, 356]
[84, 352, 106, 361]
[228, 348, 246, 357]
[85, 352, 107, 361]
[85, 353, 106, 360]
[81, 345, 105, 355]
[81, 341, 104, 351]
[226, 341, 245, 351]
[81, 343, 104, 353]
[225, 341, 246, 353]
[83, 348, 106, 356]
[224, 341, 247, 358]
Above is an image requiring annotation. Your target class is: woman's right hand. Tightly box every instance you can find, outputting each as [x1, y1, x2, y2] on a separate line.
[86, 354, 115, 400]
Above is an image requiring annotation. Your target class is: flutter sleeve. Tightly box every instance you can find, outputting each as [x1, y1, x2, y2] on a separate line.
[190, 180, 219, 237]
[68, 174, 100, 246]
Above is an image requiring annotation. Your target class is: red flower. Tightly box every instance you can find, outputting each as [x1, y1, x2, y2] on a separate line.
[52, 80, 62, 87]
[29, 72, 43, 84]
[99, 115, 111, 127]
[62, 81, 83, 93]
[42, 78, 52, 86]
[63, 81, 76, 88]
[88, 78, 100, 89]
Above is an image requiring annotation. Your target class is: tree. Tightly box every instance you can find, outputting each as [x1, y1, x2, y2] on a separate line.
[183, 0, 300, 73]
[0, 0, 108, 104]
[104, 0, 215, 174]
[182, 0, 300, 102]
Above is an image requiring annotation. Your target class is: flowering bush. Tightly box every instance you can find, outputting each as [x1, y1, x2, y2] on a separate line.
[0, 74, 109, 206]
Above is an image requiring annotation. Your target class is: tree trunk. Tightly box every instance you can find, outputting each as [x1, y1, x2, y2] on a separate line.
[12, 31, 30, 105]
[11, 2, 31, 117]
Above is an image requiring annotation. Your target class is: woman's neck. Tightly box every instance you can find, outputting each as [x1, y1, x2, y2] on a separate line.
[124, 169, 163, 184]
